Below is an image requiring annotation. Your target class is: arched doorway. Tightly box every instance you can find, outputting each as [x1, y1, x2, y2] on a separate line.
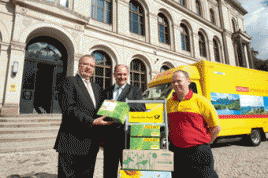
[20, 36, 67, 114]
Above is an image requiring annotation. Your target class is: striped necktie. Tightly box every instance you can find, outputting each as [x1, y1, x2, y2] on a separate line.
[85, 80, 96, 107]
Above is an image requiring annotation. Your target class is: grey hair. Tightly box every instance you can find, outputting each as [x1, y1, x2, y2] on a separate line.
[173, 70, 190, 79]
[114, 64, 129, 73]
[79, 54, 94, 63]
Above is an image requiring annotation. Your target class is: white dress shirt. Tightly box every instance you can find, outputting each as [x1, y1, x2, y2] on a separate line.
[78, 73, 96, 107]
[113, 83, 127, 101]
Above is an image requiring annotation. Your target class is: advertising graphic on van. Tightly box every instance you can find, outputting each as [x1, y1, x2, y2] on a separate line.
[211, 92, 268, 116]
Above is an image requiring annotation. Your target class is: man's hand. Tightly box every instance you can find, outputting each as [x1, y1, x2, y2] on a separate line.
[208, 125, 221, 143]
[92, 115, 114, 125]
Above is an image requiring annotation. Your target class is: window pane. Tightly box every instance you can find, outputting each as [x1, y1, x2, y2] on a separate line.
[134, 82, 140, 87]
[132, 61, 140, 71]
[132, 21, 139, 34]
[159, 25, 164, 32]
[60, 0, 69, 7]
[106, 10, 111, 23]
[95, 77, 104, 88]
[181, 34, 186, 50]
[139, 15, 143, 23]
[141, 74, 146, 82]
[105, 78, 111, 89]
[132, 13, 138, 21]
[134, 73, 139, 81]
[160, 32, 164, 43]
[94, 52, 104, 65]
[106, 1, 111, 10]
[98, 0, 104, 8]
[131, 4, 138, 12]
[97, 7, 104, 21]
[140, 24, 144, 36]
[106, 68, 111, 76]
[91, 5, 96, 18]
[95, 67, 104, 76]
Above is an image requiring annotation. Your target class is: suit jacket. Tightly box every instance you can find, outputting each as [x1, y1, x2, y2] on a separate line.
[102, 83, 146, 112]
[54, 75, 103, 155]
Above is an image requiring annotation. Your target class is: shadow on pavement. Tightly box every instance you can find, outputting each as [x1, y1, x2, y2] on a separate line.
[7, 173, 57, 178]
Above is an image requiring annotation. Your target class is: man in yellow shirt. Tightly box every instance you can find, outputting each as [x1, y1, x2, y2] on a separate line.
[167, 70, 221, 178]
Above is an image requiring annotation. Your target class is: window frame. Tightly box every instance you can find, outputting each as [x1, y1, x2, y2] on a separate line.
[196, 0, 202, 16]
[210, 9, 215, 25]
[91, 0, 112, 24]
[213, 38, 221, 63]
[130, 59, 147, 92]
[198, 32, 207, 58]
[129, 0, 145, 36]
[180, 24, 190, 52]
[158, 13, 170, 45]
[90, 51, 112, 89]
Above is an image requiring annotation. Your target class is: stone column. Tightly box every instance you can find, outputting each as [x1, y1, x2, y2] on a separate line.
[246, 43, 254, 69]
[1, 41, 26, 116]
[193, 33, 199, 59]
[217, 0, 230, 64]
[117, 0, 130, 36]
[0, 42, 10, 111]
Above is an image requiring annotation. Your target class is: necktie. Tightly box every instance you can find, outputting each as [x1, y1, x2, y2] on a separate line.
[114, 86, 121, 101]
[85, 80, 96, 107]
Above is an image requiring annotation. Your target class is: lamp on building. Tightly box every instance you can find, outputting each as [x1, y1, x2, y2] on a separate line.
[12, 61, 19, 76]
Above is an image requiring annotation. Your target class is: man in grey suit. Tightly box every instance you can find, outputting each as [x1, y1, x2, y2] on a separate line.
[101, 64, 146, 178]
[54, 54, 114, 177]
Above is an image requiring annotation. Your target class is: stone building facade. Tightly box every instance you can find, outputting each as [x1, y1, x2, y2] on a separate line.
[0, 0, 252, 116]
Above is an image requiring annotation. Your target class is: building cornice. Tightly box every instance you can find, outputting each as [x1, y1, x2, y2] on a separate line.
[225, 0, 248, 15]
[12, 0, 89, 24]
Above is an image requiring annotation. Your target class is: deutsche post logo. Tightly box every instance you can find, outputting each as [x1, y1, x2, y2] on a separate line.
[154, 115, 160, 120]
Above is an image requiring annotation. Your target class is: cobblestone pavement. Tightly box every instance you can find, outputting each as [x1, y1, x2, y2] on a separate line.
[0, 140, 268, 178]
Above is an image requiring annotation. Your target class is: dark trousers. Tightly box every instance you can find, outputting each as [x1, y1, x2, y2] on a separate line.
[58, 151, 99, 178]
[169, 142, 219, 178]
[101, 125, 126, 178]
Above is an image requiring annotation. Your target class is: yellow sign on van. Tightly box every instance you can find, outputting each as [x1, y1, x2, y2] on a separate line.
[129, 112, 163, 123]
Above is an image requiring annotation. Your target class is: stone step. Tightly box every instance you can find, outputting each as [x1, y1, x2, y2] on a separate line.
[0, 139, 56, 153]
[0, 122, 61, 128]
[0, 116, 62, 122]
[0, 132, 58, 143]
[0, 126, 59, 134]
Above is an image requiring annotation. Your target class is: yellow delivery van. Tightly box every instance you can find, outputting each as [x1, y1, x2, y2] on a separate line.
[142, 60, 268, 146]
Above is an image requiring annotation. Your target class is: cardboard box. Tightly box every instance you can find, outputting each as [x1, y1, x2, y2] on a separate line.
[130, 124, 160, 137]
[97, 100, 130, 124]
[129, 112, 163, 123]
[122, 149, 174, 171]
[130, 137, 160, 150]
[119, 170, 172, 178]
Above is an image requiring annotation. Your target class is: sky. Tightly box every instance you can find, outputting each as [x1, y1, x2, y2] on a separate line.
[239, 0, 268, 60]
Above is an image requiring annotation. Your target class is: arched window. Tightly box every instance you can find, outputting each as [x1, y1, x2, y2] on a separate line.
[213, 38, 221, 62]
[179, 0, 186, 7]
[198, 32, 207, 57]
[158, 13, 170, 44]
[129, 0, 145, 36]
[160, 65, 170, 73]
[232, 19, 237, 33]
[196, 0, 202, 16]
[91, 0, 112, 24]
[91, 51, 112, 89]
[180, 24, 190, 52]
[130, 59, 147, 92]
[210, 9, 215, 25]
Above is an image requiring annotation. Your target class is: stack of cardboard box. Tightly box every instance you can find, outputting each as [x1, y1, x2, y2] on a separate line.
[119, 124, 173, 178]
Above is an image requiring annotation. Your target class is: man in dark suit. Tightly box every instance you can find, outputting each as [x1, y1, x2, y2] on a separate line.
[101, 64, 146, 178]
[54, 54, 114, 177]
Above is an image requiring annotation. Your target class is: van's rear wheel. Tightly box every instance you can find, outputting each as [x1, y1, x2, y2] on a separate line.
[248, 129, 261, 146]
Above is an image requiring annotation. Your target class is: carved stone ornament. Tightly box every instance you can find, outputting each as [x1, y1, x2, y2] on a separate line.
[22, 17, 32, 26]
